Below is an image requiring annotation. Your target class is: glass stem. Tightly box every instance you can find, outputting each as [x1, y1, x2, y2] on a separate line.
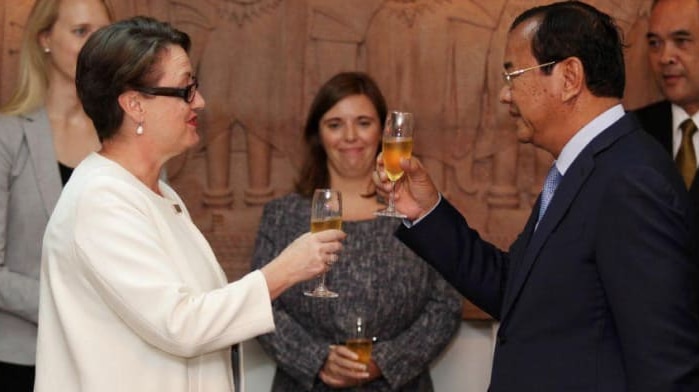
[318, 273, 327, 290]
[388, 181, 397, 211]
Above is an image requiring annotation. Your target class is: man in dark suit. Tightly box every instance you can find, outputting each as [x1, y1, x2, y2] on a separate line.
[635, 0, 699, 239]
[373, 2, 699, 391]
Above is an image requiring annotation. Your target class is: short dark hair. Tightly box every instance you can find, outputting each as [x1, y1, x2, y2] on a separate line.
[511, 1, 625, 98]
[295, 72, 387, 197]
[76, 16, 191, 141]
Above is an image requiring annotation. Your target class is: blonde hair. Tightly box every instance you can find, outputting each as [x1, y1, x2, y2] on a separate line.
[0, 0, 113, 115]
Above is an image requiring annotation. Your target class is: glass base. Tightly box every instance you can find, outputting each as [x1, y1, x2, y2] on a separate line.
[303, 286, 339, 298]
[374, 208, 407, 219]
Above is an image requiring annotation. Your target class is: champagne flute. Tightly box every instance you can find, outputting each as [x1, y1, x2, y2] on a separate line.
[304, 189, 342, 298]
[375, 111, 414, 218]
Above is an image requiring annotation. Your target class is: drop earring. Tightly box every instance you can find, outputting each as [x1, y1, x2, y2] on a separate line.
[136, 123, 144, 135]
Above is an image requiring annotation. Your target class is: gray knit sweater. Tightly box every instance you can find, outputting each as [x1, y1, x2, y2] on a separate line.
[251, 193, 462, 391]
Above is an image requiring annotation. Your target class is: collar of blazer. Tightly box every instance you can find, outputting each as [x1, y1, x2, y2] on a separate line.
[20, 107, 63, 216]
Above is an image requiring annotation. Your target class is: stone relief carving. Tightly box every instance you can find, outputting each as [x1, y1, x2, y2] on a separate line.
[0, 1, 35, 104]
[2, 0, 658, 318]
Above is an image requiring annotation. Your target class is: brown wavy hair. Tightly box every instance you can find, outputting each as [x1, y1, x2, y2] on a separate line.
[295, 71, 387, 197]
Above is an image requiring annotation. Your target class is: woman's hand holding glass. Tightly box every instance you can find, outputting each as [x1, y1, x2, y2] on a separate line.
[320, 317, 377, 389]
[319, 346, 372, 389]
[260, 219, 344, 300]
[304, 189, 343, 298]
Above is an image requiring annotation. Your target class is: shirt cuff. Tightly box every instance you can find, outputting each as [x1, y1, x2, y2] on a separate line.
[401, 193, 442, 228]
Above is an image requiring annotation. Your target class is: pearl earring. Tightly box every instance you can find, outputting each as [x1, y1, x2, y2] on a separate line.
[43, 47, 50, 53]
[136, 123, 144, 135]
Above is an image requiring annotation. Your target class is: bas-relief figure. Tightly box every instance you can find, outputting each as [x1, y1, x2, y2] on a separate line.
[108, 0, 170, 21]
[306, 0, 653, 248]
[195, 0, 288, 209]
[0, 1, 35, 105]
[365, 0, 499, 231]
[1, 0, 658, 318]
[167, 0, 284, 209]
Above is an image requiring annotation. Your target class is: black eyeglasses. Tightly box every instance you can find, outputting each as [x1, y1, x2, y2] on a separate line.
[133, 77, 199, 103]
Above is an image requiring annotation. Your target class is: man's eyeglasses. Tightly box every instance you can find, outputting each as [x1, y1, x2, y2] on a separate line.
[133, 77, 199, 103]
[502, 61, 556, 86]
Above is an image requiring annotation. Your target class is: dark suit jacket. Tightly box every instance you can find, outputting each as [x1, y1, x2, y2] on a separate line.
[633, 100, 699, 243]
[397, 113, 699, 391]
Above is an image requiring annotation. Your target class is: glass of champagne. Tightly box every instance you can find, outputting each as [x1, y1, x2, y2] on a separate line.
[346, 317, 372, 365]
[346, 316, 372, 390]
[375, 111, 414, 218]
[304, 189, 342, 298]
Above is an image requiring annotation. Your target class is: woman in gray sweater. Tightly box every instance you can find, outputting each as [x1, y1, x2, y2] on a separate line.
[251, 72, 462, 391]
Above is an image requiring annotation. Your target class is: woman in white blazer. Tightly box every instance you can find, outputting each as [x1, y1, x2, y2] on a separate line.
[34, 16, 345, 392]
[0, 1, 111, 390]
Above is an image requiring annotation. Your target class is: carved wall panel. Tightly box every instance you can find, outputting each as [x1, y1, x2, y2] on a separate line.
[2, 0, 660, 318]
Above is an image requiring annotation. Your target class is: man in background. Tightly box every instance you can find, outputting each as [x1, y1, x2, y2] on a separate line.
[635, 0, 699, 234]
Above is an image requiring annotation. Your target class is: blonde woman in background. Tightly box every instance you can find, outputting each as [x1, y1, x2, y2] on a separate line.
[0, 0, 111, 389]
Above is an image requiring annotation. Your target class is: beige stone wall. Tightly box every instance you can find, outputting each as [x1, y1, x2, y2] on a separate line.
[2, 0, 662, 318]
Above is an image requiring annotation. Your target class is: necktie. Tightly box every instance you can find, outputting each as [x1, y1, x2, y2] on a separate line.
[677, 119, 698, 189]
[538, 165, 562, 225]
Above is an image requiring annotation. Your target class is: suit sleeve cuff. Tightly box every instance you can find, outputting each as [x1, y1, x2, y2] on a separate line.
[402, 193, 443, 228]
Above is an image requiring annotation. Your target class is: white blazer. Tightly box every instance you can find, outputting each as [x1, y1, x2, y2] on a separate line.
[35, 153, 274, 391]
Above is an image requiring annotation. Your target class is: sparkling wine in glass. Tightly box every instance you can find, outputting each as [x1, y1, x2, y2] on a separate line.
[346, 317, 372, 365]
[376, 111, 414, 218]
[346, 316, 372, 390]
[304, 189, 342, 298]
